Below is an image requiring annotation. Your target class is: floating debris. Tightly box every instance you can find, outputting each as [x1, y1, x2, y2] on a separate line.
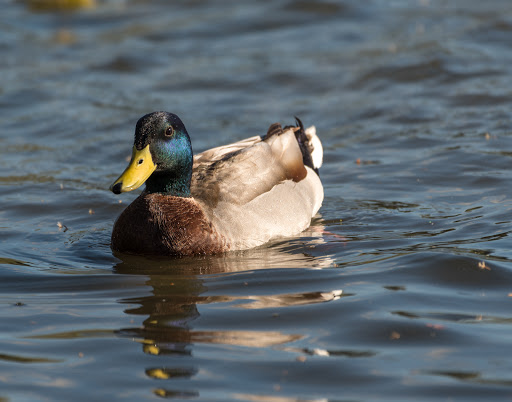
[355, 158, 380, 165]
[426, 323, 444, 330]
[311, 348, 330, 357]
[88, 209, 94, 215]
[478, 261, 490, 271]
[57, 222, 68, 232]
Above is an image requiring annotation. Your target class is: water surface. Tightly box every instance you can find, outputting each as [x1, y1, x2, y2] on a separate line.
[2, 0, 512, 400]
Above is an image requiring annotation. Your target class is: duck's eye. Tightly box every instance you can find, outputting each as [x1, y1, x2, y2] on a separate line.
[165, 126, 174, 137]
[138, 158, 144, 165]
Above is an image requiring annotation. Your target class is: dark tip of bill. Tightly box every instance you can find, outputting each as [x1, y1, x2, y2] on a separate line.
[111, 182, 122, 195]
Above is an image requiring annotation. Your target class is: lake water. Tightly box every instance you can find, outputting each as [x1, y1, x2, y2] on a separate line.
[2, 0, 512, 400]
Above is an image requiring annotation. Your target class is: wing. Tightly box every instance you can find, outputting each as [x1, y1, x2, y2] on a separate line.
[191, 128, 307, 208]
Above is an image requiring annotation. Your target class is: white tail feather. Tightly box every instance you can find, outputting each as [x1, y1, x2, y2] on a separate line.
[305, 126, 323, 170]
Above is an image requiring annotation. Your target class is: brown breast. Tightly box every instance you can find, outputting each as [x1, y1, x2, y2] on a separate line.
[111, 193, 229, 256]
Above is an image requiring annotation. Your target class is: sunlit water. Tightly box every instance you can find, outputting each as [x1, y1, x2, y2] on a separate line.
[2, 0, 512, 400]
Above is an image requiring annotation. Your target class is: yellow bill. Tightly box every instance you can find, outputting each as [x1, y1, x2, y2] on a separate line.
[110, 145, 156, 194]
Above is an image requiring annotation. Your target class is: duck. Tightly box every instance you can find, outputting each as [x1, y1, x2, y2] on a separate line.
[110, 112, 323, 256]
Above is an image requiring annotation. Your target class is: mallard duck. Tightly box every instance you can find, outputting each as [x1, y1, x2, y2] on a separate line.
[110, 112, 323, 256]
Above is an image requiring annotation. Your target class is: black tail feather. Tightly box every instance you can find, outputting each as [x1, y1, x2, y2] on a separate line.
[293, 117, 319, 176]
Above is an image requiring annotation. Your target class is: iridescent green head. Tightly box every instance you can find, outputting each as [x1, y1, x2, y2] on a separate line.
[110, 112, 193, 197]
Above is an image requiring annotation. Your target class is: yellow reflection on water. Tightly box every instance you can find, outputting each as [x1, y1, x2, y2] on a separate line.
[27, 0, 95, 11]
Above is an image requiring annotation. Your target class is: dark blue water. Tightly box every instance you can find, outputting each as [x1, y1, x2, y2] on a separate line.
[2, 0, 512, 400]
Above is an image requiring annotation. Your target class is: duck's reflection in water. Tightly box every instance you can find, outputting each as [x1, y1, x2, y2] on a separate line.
[113, 234, 342, 399]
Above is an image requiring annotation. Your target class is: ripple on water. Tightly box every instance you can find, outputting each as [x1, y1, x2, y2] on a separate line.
[2, 1, 512, 401]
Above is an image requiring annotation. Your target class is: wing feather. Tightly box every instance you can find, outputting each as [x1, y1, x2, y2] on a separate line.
[191, 129, 305, 207]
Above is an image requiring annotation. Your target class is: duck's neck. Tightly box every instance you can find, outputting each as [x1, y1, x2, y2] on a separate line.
[145, 171, 191, 197]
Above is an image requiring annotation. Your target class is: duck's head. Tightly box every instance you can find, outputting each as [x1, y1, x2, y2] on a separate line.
[110, 112, 193, 197]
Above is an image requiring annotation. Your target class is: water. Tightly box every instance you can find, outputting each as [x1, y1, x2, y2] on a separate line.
[2, 0, 512, 400]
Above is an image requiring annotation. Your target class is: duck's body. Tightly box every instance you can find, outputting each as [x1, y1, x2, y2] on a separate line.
[110, 112, 323, 256]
